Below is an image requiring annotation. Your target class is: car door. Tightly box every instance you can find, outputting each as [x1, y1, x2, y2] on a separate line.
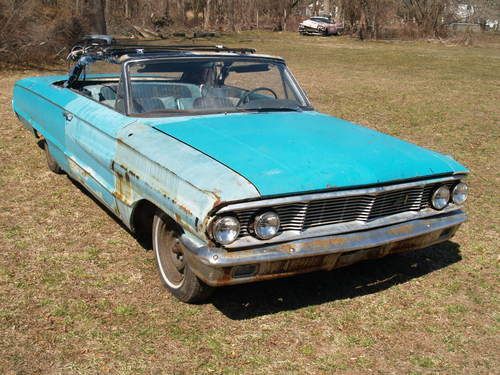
[62, 77, 136, 213]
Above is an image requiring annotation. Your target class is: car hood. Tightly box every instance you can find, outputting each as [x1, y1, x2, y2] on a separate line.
[301, 20, 326, 27]
[148, 111, 467, 196]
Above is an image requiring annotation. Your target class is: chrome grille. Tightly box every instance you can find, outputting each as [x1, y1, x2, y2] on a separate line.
[234, 181, 455, 237]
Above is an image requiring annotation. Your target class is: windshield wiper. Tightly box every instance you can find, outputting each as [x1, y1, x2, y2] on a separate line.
[241, 106, 302, 112]
[133, 109, 182, 117]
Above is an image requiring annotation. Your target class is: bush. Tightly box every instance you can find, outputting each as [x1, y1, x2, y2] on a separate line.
[0, 0, 86, 65]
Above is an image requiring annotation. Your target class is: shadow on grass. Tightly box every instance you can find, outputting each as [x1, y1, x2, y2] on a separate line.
[211, 241, 461, 320]
[68, 177, 462, 320]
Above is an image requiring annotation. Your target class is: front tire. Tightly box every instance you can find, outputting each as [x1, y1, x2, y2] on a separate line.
[152, 212, 213, 303]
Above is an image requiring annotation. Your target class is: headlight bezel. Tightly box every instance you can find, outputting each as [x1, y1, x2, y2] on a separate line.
[452, 182, 468, 205]
[431, 185, 451, 210]
[253, 211, 281, 240]
[211, 215, 240, 245]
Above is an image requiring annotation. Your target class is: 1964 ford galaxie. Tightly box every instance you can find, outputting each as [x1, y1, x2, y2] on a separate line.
[12, 36, 469, 302]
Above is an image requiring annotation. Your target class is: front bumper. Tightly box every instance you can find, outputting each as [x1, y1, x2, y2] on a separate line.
[181, 210, 466, 286]
[299, 26, 325, 35]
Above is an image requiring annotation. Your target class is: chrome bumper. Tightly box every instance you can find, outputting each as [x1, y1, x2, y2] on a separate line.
[181, 210, 466, 286]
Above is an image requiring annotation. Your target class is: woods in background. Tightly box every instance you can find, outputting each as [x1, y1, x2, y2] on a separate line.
[0, 0, 498, 64]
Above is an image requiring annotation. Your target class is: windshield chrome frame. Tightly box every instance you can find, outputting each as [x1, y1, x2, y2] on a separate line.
[122, 55, 313, 117]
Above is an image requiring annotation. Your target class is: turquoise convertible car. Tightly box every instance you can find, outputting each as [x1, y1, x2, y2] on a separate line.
[12, 36, 469, 302]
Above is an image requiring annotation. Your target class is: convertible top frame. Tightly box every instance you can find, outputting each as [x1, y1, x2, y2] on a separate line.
[67, 35, 257, 62]
[65, 35, 262, 88]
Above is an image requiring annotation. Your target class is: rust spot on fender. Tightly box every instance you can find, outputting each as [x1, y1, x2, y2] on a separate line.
[114, 170, 133, 205]
[128, 169, 139, 180]
[174, 213, 182, 223]
[178, 202, 193, 216]
[210, 190, 223, 210]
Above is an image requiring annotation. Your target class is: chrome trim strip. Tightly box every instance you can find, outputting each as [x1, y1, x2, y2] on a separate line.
[217, 175, 464, 213]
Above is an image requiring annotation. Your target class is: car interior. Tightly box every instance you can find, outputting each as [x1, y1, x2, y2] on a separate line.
[67, 59, 302, 115]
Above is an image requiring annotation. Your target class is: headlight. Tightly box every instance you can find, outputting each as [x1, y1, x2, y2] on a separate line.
[212, 216, 240, 245]
[431, 185, 450, 210]
[253, 211, 280, 240]
[452, 182, 468, 205]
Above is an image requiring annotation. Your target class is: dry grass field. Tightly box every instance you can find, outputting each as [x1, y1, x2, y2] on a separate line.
[1, 32, 499, 374]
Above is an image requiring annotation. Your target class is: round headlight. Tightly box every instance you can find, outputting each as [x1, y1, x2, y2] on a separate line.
[212, 216, 240, 245]
[452, 182, 468, 205]
[253, 211, 280, 240]
[431, 185, 450, 210]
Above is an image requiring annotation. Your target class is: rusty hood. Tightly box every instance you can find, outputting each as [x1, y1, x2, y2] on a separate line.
[149, 111, 468, 196]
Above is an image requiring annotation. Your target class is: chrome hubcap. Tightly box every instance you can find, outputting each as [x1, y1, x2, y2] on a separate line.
[155, 219, 185, 288]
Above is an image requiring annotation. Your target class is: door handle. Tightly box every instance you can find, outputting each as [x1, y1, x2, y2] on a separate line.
[63, 111, 73, 121]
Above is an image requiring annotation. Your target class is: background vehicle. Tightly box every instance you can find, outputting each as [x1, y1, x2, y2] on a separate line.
[299, 16, 344, 36]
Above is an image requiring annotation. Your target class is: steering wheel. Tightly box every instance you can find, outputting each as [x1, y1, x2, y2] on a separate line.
[199, 84, 208, 98]
[102, 84, 117, 94]
[236, 87, 278, 107]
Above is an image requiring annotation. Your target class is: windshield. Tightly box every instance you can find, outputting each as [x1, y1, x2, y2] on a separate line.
[126, 58, 311, 116]
[311, 17, 332, 23]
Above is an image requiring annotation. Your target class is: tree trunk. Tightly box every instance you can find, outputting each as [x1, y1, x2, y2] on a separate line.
[204, 0, 211, 30]
[89, 0, 107, 34]
[359, 2, 367, 40]
[229, 0, 236, 32]
[283, 8, 287, 32]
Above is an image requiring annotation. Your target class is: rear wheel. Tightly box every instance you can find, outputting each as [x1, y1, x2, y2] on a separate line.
[152, 212, 213, 303]
[43, 141, 63, 174]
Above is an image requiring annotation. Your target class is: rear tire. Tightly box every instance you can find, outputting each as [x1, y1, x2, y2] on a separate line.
[43, 141, 63, 174]
[152, 212, 213, 303]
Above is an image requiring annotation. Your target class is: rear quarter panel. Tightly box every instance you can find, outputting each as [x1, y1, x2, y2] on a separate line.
[13, 76, 71, 168]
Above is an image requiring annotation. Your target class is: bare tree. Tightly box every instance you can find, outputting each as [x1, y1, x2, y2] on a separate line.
[401, 0, 448, 36]
[83, 0, 107, 34]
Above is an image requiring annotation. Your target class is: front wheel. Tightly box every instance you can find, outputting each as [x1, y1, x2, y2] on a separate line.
[152, 212, 213, 303]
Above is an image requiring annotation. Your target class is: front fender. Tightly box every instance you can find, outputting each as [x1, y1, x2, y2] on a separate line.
[113, 122, 260, 240]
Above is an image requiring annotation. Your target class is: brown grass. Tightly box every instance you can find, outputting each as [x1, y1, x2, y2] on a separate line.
[0, 32, 499, 374]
